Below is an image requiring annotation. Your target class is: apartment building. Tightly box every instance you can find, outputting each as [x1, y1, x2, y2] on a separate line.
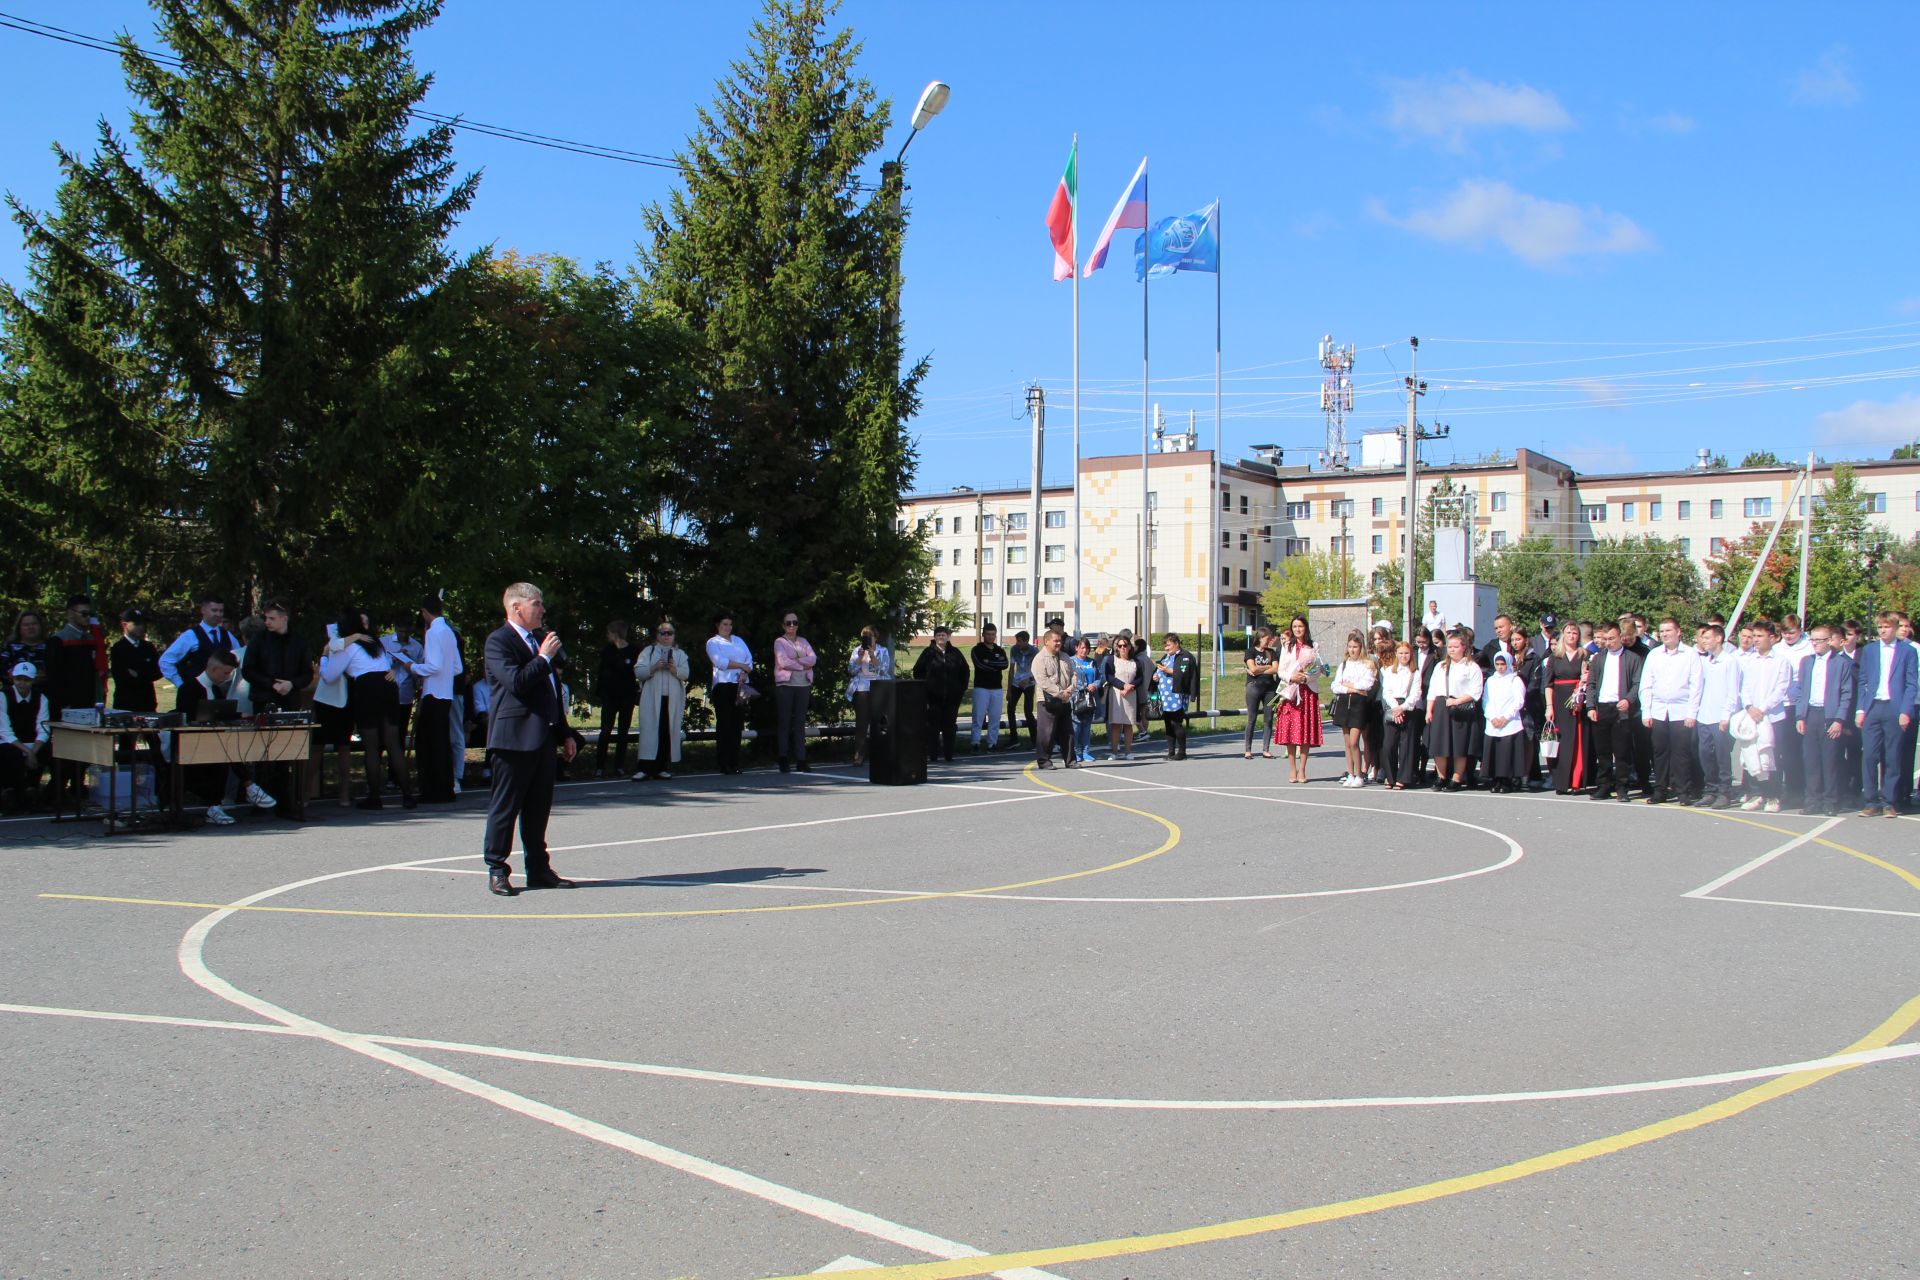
[899, 448, 1920, 640]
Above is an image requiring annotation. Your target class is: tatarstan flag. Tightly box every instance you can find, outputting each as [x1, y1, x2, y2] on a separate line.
[1046, 141, 1076, 280]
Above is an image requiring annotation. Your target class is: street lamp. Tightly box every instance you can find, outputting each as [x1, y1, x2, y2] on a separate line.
[899, 80, 951, 160]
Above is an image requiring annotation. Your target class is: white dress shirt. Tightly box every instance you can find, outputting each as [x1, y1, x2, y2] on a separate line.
[1805, 652, 1830, 709]
[1638, 643, 1703, 722]
[1597, 651, 1622, 704]
[1334, 659, 1376, 695]
[3, 689, 50, 744]
[1697, 649, 1739, 724]
[1427, 659, 1483, 703]
[319, 640, 393, 683]
[1871, 641, 1897, 702]
[1737, 649, 1793, 722]
[409, 616, 464, 701]
[1482, 671, 1525, 737]
[1379, 665, 1420, 711]
[158, 622, 237, 687]
[707, 634, 752, 685]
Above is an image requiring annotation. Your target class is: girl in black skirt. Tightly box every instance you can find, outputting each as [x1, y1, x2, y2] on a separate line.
[1329, 630, 1378, 787]
[1481, 649, 1529, 792]
[1425, 630, 1484, 791]
[319, 609, 414, 810]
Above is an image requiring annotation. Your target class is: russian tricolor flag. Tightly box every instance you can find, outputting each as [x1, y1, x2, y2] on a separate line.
[1082, 157, 1147, 278]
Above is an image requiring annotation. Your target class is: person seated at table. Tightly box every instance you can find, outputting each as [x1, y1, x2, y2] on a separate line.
[175, 649, 276, 825]
[1, 660, 51, 808]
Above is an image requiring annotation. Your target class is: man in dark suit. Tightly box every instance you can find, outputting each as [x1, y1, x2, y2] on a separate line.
[1792, 624, 1856, 817]
[483, 582, 579, 896]
[1583, 622, 1643, 802]
[1853, 611, 1918, 818]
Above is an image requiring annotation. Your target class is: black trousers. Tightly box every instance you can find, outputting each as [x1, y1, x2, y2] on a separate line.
[1649, 718, 1696, 798]
[1161, 711, 1190, 757]
[712, 684, 745, 772]
[1630, 719, 1654, 792]
[595, 700, 634, 773]
[1005, 686, 1034, 741]
[1035, 696, 1072, 763]
[928, 696, 961, 761]
[414, 695, 455, 802]
[1800, 709, 1844, 812]
[1589, 708, 1634, 795]
[1243, 682, 1276, 754]
[1381, 711, 1422, 786]
[483, 745, 556, 876]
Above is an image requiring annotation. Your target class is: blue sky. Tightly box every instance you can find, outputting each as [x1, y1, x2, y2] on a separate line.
[4, 2, 1918, 491]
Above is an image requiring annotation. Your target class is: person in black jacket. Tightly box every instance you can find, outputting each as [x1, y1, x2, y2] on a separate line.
[911, 625, 971, 763]
[1152, 633, 1202, 760]
[109, 608, 162, 712]
[594, 620, 638, 777]
[1583, 622, 1644, 801]
[482, 582, 578, 897]
[968, 624, 1009, 751]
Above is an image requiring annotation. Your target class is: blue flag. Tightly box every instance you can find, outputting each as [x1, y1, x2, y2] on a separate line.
[1134, 200, 1219, 280]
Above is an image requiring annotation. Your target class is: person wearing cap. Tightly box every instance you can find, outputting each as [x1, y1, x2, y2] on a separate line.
[110, 608, 163, 712]
[0, 661, 52, 804]
[912, 625, 971, 764]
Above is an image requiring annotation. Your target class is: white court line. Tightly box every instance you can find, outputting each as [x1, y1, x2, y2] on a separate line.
[1683, 817, 1844, 898]
[6, 998, 1919, 1111]
[815, 1259, 881, 1273]
[541, 791, 1054, 855]
[1691, 896, 1920, 922]
[169, 858, 1067, 1280]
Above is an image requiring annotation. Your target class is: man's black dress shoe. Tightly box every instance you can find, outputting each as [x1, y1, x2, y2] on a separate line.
[489, 873, 517, 897]
[527, 873, 576, 890]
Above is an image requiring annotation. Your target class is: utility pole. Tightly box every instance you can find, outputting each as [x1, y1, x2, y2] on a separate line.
[973, 489, 985, 631]
[1400, 340, 1451, 638]
[1027, 384, 1045, 623]
[1339, 507, 1351, 596]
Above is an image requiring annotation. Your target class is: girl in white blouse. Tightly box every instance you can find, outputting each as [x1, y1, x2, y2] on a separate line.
[1329, 631, 1378, 787]
[1378, 640, 1423, 790]
[1424, 631, 1485, 791]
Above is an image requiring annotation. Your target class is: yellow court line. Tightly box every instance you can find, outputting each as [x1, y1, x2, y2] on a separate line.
[1672, 806, 1920, 893]
[757, 812, 1920, 1280]
[37, 766, 1181, 922]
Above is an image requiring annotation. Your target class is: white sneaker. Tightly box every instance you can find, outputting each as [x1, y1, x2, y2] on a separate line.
[1355, 775, 1369, 787]
[205, 804, 236, 826]
[245, 783, 277, 810]
[1740, 795, 1765, 811]
[1763, 799, 1781, 813]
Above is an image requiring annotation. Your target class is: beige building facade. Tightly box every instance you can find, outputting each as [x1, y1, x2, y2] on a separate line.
[899, 450, 1920, 640]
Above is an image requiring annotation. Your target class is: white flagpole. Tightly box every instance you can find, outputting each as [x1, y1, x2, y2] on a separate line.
[1139, 164, 1151, 640]
[1071, 135, 1082, 636]
[1210, 200, 1222, 717]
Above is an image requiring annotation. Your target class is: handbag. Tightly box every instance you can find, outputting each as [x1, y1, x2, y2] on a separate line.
[1070, 683, 1098, 715]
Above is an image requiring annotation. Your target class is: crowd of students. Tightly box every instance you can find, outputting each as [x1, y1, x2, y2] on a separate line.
[1238, 607, 1920, 816]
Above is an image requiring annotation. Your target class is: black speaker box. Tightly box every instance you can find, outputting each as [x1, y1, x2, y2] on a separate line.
[866, 679, 928, 785]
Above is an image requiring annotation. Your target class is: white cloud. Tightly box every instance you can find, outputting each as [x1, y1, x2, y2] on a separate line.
[1896, 297, 1920, 317]
[1370, 179, 1653, 267]
[1813, 392, 1920, 452]
[1644, 111, 1696, 134]
[1385, 72, 1573, 151]
[1791, 46, 1860, 106]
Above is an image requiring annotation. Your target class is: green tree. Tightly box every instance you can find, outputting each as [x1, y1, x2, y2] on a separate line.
[1482, 535, 1580, 627]
[1579, 535, 1703, 623]
[1262, 549, 1347, 627]
[1803, 463, 1887, 624]
[0, 0, 476, 616]
[1703, 523, 1798, 622]
[1891, 443, 1918, 461]
[1740, 449, 1784, 468]
[1876, 535, 1920, 618]
[922, 592, 974, 634]
[637, 0, 926, 706]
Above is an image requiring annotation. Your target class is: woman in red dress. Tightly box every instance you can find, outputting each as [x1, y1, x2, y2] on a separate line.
[1271, 614, 1322, 783]
[1542, 620, 1589, 794]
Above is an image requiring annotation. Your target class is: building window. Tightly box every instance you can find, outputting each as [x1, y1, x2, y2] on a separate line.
[1284, 537, 1310, 555]
[1622, 501, 1637, 522]
[1044, 509, 1066, 528]
[1540, 499, 1551, 519]
[980, 612, 994, 630]
[1006, 612, 1027, 630]
[1710, 537, 1726, 556]
[1043, 544, 1066, 562]
[1678, 538, 1691, 556]
[933, 517, 945, 534]
[1649, 501, 1663, 521]
[979, 547, 994, 565]
[1490, 530, 1508, 549]
[1239, 569, 1249, 588]
[1240, 494, 1249, 515]
[1005, 579, 1026, 595]
[1709, 499, 1723, 520]
[1146, 490, 1159, 509]
[1743, 497, 1772, 518]
[1220, 567, 1231, 586]
[1577, 540, 1597, 555]
[1148, 528, 1159, 550]
[933, 549, 944, 566]
[1239, 531, 1249, 550]
[1371, 497, 1384, 517]
[1221, 489, 1231, 510]
[1330, 499, 1355, 518]
[1006, 546, 1027, 564]
[1262, 561, 1271, 576]
[1221, 529, 1230, 547]
[954, 516, 966, 536]
[980, 513, 995, 532]
[1371, 534, 1385, 553]
[979, 579, 994, 597]
[1489, 491, 1508, 512]
[1677, 500, 1691, 519]
[1330, 535, 1353, 554]
[1043, 576, 1064, 594]
[1867, 492, 1886, 514]
[1006, 512, 1028, 531]
[951, 579, 962, 597]
[1581, 504, 1606, 522]
[1285, 501, 1312, 521]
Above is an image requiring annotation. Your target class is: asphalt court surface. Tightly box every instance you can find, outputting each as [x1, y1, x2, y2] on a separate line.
[4, 737, 1917, 1278]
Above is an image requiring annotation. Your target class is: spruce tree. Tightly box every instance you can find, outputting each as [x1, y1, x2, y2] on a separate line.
[0, 0, 474, 614]
[638, 0, 926, 699]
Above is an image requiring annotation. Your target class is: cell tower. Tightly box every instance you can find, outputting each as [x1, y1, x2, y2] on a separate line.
[1317, 334, 1355, 470]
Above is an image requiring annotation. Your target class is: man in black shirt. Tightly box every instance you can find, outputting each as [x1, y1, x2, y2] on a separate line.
[240, 602, 315, 816]
[109, 608, 162, 712]
[912, 626, 971, 763]
[968, 623, 1009, 752]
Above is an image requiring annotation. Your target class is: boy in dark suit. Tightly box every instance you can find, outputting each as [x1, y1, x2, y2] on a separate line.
[1583, 623, 1643, 801]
